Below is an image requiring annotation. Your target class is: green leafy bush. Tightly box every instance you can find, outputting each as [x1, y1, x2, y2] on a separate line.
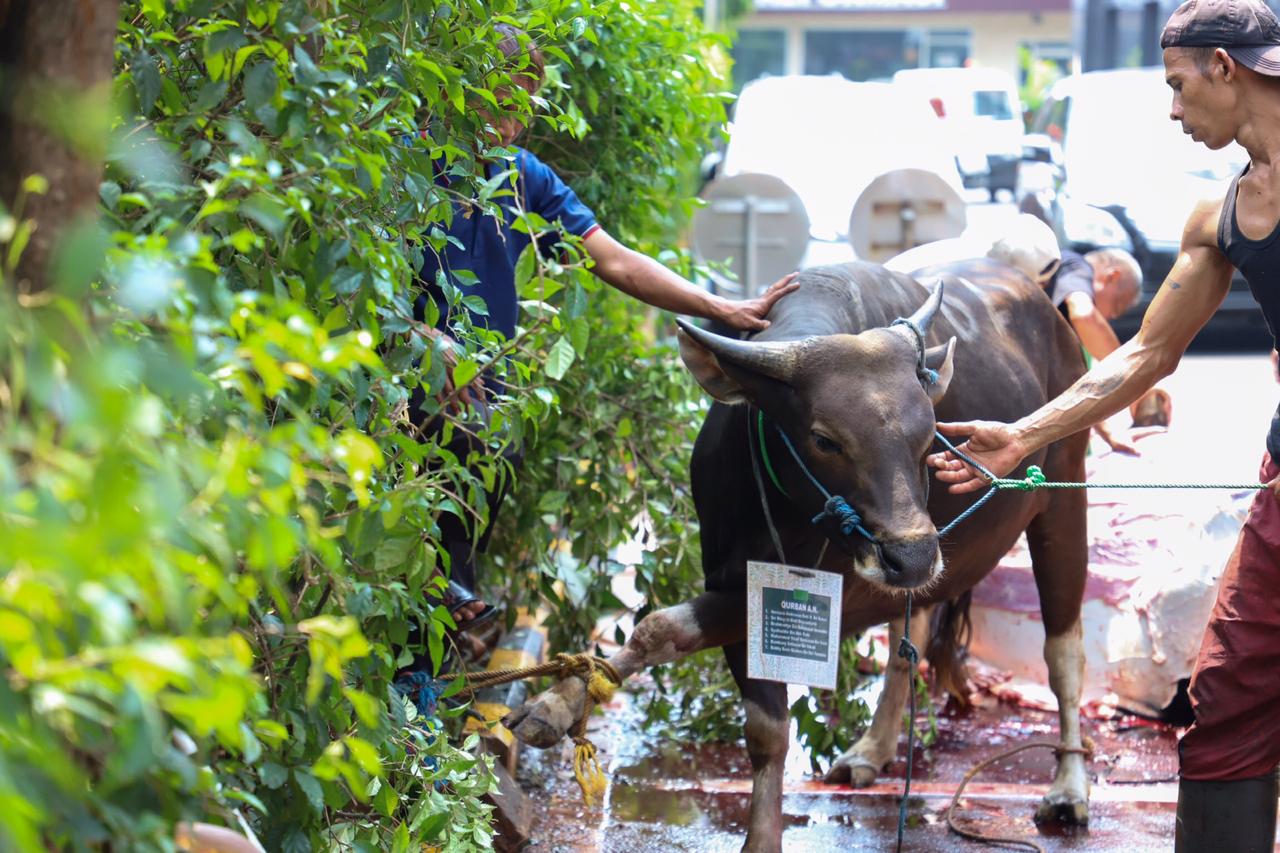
[0, 0, 729, 849]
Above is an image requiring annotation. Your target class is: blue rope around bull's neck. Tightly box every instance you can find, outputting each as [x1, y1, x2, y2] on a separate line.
[771, 426, 877, 543]
[888, 317, 939, 387]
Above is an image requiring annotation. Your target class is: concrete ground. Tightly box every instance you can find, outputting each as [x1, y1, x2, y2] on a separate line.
[520, 683, 1205, 853]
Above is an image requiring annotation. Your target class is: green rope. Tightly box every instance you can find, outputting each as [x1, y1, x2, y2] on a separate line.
[756, 409, 791, 499]
[992, 464, 1266, 492]
[932, 430, 1269, 537]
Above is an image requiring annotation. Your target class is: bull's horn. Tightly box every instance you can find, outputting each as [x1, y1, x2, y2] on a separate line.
[675, 319, 805, 382]
[903, 278, 945, 334]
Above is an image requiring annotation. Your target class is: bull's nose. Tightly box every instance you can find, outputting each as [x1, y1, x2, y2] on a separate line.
[877, 537, 939, 588]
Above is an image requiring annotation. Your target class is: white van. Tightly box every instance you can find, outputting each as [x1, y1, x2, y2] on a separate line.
[892, 67, 1024, 200]
[720, 75, 966, 242]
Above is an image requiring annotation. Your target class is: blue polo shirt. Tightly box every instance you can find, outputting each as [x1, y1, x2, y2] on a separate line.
[420, 146, 599, 339]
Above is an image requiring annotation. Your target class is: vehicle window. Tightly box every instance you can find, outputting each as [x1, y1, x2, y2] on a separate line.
[973, 90, 1013, 120]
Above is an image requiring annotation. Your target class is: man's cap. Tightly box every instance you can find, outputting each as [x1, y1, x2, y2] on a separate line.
[1161, 0, 1280, 76]
[987, 215, 1062, 284]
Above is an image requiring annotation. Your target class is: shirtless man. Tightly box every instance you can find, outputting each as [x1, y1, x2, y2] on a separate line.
[928, 2, 1280, 848]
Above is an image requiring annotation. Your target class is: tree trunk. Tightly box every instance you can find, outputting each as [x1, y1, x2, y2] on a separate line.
[0, 0, 120, 293]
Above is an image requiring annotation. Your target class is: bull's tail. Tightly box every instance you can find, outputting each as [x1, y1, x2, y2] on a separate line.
[926, 591, 973, 705]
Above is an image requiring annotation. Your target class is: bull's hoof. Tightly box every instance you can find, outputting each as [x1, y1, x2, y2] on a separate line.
[823, 752, 881, 787]
[1034, 792, 1089, 827]
[501, 676, 587, 749]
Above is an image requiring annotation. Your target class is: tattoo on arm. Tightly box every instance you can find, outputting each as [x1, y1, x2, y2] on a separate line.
[1170, 281, 1182, 290]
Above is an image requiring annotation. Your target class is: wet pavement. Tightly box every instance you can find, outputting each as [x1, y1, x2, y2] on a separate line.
[519, 679, 1231, 852]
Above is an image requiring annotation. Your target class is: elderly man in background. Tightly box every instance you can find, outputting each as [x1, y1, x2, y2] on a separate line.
[889, 216, 1170, 438]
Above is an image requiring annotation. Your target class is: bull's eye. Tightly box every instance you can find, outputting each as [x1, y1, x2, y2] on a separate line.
[812, 431, 843, 455]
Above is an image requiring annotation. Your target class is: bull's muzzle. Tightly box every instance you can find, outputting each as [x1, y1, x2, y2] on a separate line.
[876, 536, 940, 588]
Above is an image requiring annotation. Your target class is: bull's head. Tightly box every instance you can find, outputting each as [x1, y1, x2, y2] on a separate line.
[676, 282, 956, 590]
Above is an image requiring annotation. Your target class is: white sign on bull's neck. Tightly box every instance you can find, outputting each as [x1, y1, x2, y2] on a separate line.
[747, 561, 843, 691]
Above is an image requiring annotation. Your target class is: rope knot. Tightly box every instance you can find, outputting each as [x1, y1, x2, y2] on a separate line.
[1011, 465, 1047, 491]
[897, 636, 920, 665]
[812, 495, 868, 539]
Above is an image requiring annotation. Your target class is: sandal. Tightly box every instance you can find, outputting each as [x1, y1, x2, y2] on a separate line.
[443, 579, 501, 634]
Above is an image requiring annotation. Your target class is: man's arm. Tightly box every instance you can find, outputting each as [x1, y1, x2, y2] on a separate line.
[928, 198, 1233, 492]
[583, 229, 798, 331]
[1064, 291, 1123, 361]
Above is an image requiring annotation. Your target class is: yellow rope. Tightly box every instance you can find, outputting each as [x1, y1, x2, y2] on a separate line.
[459, 651, 622, 806]
[572, 736, 609, 806]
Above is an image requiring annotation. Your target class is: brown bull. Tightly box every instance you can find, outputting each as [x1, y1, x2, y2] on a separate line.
[505, 258, 1090, 851]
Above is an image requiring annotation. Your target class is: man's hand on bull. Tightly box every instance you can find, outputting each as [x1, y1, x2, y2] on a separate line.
[713, 271, 801, 331]
[926, 420, 1031, 494]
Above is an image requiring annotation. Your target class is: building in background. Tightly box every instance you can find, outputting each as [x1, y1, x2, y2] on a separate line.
[732, 0, 1072, 91]
[1075, 0, 1280, 72]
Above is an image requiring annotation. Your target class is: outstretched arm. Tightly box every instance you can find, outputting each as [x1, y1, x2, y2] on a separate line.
[928, 198, 1233, 492]
[583, 228, 798, 331]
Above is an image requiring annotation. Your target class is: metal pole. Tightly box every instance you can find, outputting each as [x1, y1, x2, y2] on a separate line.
[744, 195, 758, 298]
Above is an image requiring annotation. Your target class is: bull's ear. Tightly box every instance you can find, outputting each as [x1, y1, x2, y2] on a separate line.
[677, 325, 748, 403]
[923, 336, 956, 404]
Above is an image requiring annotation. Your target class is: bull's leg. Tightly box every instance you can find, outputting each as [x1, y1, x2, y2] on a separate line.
[504, 590, 745, 748]
[823, 603, 932, 787]
[1025, 472, 1090, 826]
[724, 641, 790, 853]
[1038, 619, 1089, 824]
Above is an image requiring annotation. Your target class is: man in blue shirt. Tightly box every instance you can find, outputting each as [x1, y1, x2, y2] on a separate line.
[416, 25, 799, 631]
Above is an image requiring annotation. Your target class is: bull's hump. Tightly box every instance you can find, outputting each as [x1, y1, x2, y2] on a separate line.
[759, 262, 923, 340]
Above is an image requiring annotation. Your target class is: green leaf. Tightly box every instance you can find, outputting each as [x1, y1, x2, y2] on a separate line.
[391, 822, 410, 853]
[133, 52, 162, 116]
[294, 769, 325, 814]
[372, 536, 417, 572]
[446, 79, 465, 113]
[99, 181, 121, 210]
[280, 829, 311, 853]
[418, 811, 449, 840]
[293, 44, 320, 86]
[374, 779, 399, 817]
[259, 762, 289, 789]
[452, 358, 478, 389]
[244, 62, 278, 111]
[241, 194, 290, 239]
[141, 0, 166, 24]
[52, 219, 108, 297]
[545, 336, 575, 380]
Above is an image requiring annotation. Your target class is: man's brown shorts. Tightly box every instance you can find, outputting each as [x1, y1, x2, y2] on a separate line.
[1180, 453, 1280, 781]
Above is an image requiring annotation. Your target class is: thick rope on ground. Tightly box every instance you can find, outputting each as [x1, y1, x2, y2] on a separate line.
[458, 651, 621, 806]
[945, 738, 1095, 853]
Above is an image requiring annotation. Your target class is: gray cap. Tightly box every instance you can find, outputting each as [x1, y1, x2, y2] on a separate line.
[1161, 0, 1280, 75]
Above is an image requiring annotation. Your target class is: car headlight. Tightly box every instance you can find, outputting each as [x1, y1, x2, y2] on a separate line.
[1061, 202, 1133, 251]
